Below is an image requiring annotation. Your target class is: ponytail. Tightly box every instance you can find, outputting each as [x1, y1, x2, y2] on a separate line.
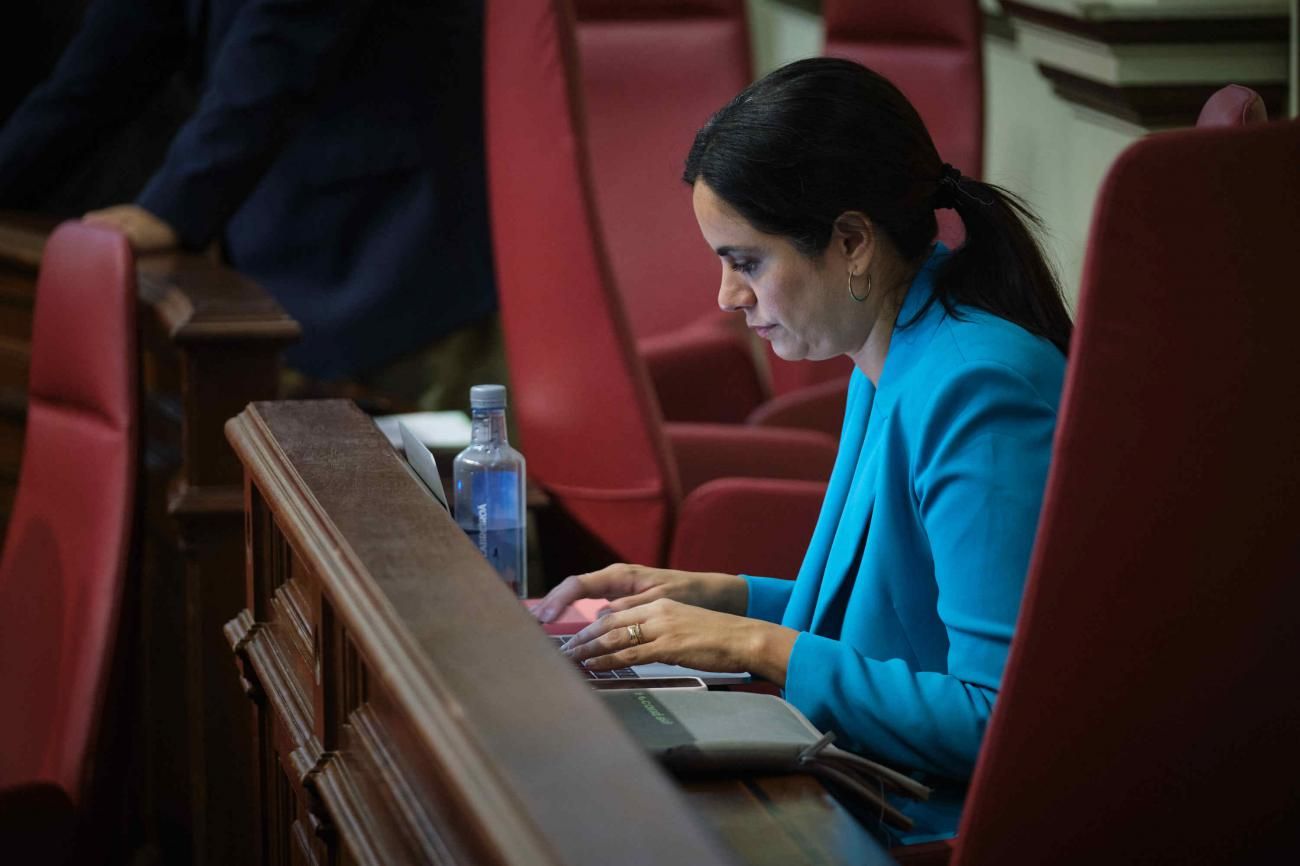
[919, 166, 1073, 356]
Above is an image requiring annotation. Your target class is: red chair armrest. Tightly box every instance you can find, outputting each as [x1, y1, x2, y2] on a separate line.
[669, 477, 826, 576]
[664, 422, 836, 497]
[746, 376, 850, 436]
[639, 322, 767, 424]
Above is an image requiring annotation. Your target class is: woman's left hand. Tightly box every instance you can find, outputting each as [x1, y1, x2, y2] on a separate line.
[561, 598, 798, 687]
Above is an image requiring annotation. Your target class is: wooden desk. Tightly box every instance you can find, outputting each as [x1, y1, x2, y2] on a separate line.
[224, 400, 891, 865]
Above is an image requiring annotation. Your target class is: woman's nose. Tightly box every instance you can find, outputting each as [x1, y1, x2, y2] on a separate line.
[718, 269, 754, 313]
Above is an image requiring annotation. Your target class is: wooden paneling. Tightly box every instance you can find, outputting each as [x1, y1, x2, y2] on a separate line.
[225, 400, 893, 866]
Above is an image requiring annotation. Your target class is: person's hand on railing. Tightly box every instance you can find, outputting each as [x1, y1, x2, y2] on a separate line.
[83, 205, 178, 254]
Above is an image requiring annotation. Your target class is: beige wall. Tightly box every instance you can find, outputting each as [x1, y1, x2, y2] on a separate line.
[743, 1, 1293, 309]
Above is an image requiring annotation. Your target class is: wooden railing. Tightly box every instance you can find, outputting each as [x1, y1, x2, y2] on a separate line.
[224, 399, 892, 866]
[0, 212, 300, 865]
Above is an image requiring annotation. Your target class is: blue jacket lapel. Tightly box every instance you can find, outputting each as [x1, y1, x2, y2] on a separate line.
[782, 372, 873, 632]
[810, 403, 885, 633]
[792, 246, 951, 635]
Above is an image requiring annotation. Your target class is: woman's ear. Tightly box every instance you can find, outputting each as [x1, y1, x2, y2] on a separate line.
[831, 211, 875, 273]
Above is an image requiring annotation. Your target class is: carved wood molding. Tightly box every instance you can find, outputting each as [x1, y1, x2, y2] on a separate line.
[1002, 0, 1291, 127]
[1036, 66, 1288, 127]
[225, 400, 738, 866]
[136, 255, 300, 344]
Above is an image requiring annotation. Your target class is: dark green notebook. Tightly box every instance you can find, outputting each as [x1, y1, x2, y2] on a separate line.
[600, 689, 930, 831]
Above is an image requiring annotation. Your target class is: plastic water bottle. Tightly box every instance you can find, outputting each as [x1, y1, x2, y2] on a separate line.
[453, 384, 527, 596]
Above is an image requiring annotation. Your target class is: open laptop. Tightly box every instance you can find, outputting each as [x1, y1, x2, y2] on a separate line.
[397, 421, 450, 511]
[535, 600, 751, 687]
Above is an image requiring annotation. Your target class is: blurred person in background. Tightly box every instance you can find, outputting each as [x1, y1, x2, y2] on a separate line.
[0, 0, 504, 412]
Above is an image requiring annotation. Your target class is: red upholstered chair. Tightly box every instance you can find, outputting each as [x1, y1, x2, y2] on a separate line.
[822, 0, 983, 181]
[485, 0, 836, 575]
[1197, 83, 1267, 127]
[571, 0, 768, 426]
[574, 0, 751, 345]
[0, 222, 139, 862]
[917, 119, 1300, 866]
[572, 0, 862, 436]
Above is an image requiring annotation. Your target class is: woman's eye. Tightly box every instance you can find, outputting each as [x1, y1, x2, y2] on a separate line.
[729, 260, 757, 275]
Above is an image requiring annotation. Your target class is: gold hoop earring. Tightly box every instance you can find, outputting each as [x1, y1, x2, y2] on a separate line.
[848, 269, 871, 303]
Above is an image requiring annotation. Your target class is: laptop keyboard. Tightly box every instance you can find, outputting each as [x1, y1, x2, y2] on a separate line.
[551, 635, 638, 679]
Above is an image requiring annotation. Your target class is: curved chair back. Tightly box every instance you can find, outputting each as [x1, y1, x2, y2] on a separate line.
[574, 0, 751, 340]
[822, 0, 983, 179]
[0, 222, 138, 814]
[486, 0, 681, 566]
[953, 120, 1300, 865]
[1197, 83, 1267, 127]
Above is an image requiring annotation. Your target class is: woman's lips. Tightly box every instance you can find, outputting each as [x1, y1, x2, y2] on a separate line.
[751, 324, 776, 339]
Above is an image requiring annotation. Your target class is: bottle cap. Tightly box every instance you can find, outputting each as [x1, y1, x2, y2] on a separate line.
[469, 383, 508, 409]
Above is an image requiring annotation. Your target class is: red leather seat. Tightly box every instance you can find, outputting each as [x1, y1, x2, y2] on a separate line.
[0, 222, 138, 863]
[573, 0, 771, 426]
[485, 0, 835, 575]
[822, 0, 983, 182]
[575, 0, 751, 345]
[1196, 83, 1267, 127]
[939, 119, 1300, 865]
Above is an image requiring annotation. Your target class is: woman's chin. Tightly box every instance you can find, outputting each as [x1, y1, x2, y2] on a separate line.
[768, 337, 806, 362]
[771, 346, 803, 362]
[772, 342, 827, 364]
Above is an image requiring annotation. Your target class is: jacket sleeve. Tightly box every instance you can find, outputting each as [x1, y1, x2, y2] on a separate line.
[783, 360, 1059, 779]
[743, 575, 796, 623]
[137, 0, 377, 249]
[0, 0, 185, 207]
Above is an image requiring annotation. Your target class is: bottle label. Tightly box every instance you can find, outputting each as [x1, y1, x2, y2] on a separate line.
[459, 470, 524, 595]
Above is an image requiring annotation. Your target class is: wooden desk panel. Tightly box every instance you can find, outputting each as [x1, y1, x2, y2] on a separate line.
[225, 400, 892, 866]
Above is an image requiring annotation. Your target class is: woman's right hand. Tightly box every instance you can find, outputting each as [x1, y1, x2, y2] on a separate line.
[532, 564, 748, 622]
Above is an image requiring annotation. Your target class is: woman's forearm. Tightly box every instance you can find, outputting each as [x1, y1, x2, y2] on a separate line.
[744, 621, 800, 688]
[699, 571, 750, 616]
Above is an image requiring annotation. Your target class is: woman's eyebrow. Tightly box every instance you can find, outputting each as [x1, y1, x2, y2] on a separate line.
[716, 245, 759, 257]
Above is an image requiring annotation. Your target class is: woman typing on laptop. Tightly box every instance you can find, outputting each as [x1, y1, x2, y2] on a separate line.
[534, 58, 1070, 844]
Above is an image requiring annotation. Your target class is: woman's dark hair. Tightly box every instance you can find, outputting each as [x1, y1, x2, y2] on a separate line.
[683, 57, 1072, 355]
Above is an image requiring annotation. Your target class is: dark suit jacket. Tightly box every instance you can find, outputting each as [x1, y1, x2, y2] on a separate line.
[0, 0, 496, 378]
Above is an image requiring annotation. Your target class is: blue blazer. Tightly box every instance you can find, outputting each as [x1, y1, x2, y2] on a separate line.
[746, 249, 1065, 837]
[0, 0, 495, 378]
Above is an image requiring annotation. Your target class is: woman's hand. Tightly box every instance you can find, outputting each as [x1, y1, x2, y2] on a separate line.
[533, 563, 748, 623]
[561, 598, 798, 687]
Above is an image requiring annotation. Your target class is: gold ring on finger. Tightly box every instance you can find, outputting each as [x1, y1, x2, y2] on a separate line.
[627, 623, 643, 646]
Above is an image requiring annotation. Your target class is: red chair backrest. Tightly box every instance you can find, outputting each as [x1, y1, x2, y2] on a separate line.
[822, 0, 983, 179]
[574, 0, 751, 339]
[1197, 83, 1267, 127]
[953, 120, 1300, 864]
[485, 0, 681, 565]
[0, 222, 138, 805]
